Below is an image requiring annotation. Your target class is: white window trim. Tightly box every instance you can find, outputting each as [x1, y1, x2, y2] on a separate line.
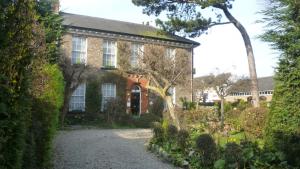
[101, 83, 117, 111]
[69, 83, 86, 112]
[131, 43, 144, 67]
[71, 36, 87, 65]
[102, 40, 117, 68]
[166, 48, 176, 60]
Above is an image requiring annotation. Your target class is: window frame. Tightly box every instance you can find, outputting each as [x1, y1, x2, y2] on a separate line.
[131, 43, 144, 67]
[101, 83, 117, 111]
[71, 36, 87, 65]
[69, 83, 86, 112]
[102, 40, 117, 68]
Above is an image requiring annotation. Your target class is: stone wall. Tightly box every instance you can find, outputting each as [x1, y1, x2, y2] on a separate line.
[61, 32, 194, 112]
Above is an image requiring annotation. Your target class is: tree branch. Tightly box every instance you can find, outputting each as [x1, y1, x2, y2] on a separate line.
[208, 21, 232, 28]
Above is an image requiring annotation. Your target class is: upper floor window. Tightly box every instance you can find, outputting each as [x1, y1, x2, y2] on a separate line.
[103, 40, 117, 68]
[131, 43, 144, 67]
[165, 48, 176, 60]
[69, 83, 86, 111]
[72, 36, 87, 64]
[101, 83, 116, 111]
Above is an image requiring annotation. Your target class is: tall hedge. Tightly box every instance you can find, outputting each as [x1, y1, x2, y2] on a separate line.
[0, 0, 64, 168]
[261, 0, 300, 166]
[0, 1, 42, 168]
[23, 64, 64, 169]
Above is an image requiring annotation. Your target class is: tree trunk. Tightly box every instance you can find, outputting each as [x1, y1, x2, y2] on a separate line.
[220, 97, 225, 130]
[165, 95, 181, 130]
[217, 5, 260, 107]
[60, 82, 72, 126]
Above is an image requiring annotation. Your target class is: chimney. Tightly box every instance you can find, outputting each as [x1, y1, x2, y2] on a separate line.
[52, 0, 60, 14]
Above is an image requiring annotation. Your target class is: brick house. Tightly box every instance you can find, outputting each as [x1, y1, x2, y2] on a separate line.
[60, 12, 199, 115]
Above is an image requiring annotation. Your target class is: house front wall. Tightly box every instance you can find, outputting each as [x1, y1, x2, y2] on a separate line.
[62, 32, 194, 113]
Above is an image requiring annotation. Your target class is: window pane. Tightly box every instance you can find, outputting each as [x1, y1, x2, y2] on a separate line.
[72, 36, 86, 64]
[103, 40, 116, 67]
[101, 83, 116, 110]
[69, 83, 86, 111]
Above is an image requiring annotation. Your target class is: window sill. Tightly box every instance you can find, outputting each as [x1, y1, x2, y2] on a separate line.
[101, 66, 117, 70]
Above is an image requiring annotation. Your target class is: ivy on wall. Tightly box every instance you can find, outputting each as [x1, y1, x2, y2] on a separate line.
[85, 71, 128, 114]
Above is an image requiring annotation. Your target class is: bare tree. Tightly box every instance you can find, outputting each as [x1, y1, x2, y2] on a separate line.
[119, 44, 191, 129]
[193, 75, 212, 108]
[59, 56, 90, 125]
[206, 73, 233, 129]
[133, 0, 260, 107]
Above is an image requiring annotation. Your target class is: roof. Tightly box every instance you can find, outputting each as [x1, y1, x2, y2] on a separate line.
[194, 76, 274, 92]
[257, 76, 274, 91]
[61, 12, 200, 47]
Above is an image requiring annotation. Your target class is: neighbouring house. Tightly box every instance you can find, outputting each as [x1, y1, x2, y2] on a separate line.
[194, 76, 274, 103]
[226, 76, 274, 102]
[60, 12, 199, 116]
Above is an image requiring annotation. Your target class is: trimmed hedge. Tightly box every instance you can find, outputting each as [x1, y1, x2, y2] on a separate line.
[23, 64, 64, 169]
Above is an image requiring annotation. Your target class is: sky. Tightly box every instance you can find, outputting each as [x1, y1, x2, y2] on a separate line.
[60, 0, 278, 78]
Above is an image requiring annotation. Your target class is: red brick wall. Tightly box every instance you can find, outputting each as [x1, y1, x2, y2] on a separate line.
[126, 74, 149, 114]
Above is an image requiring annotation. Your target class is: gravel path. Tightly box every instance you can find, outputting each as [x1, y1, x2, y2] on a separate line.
[53, 128, 179, 169]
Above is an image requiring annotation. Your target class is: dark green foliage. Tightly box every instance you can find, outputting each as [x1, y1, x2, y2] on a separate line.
[195, 134, 218, 167]
[166, 124, 178, 140]
[180, 97, 196, 110]
[0, 0, 64, 168]
[132, 0, 234, 37]
[240, 107, 269, 139]
[85, 79, 101, 116]
[36, 0, 64, 63]
[224, 142, 243, 168]
[133, 113, 161, 128]
[0, 0, 43, 168]
[25, 64, 64, 169]
[261, 1, 300, 166]
[176, 130, 189, 151]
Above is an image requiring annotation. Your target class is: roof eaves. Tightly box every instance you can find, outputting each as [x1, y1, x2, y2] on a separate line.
[64, 25, 200, 47]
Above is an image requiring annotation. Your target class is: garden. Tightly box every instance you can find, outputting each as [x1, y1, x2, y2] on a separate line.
[147, 100, 300, 169]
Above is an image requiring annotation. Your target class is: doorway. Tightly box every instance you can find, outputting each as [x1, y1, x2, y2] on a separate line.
[131, 85, 141, 116]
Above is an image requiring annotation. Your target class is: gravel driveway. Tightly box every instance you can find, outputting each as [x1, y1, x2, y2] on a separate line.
[53, 128, 178, 169]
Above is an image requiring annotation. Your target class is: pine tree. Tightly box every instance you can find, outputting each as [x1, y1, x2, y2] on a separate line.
[261, 0, 300, 166]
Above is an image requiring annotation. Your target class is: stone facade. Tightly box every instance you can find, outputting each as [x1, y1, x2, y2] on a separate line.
[62, 31, 195, 114]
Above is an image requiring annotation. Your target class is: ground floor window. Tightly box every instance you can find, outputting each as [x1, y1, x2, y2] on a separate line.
[101, 83, 116, 111]
[69, 83, 86, 111]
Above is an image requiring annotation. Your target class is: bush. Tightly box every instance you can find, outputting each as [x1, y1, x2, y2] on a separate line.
[85, 79, 101, 117]
[225, 109, 242, 131]
[224, 142, 243, 168]
[177, 130, 189, 151]
[166, 124, 178, 140]
[104, 97, 126, 125]
[152, 122, 164, 144]
[240, 107, 269, 139]
[133, 113, 161, 128]
[26, 64, 64, 169]
[22, 64, 64, 169]
[195, 134, 218, 167]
